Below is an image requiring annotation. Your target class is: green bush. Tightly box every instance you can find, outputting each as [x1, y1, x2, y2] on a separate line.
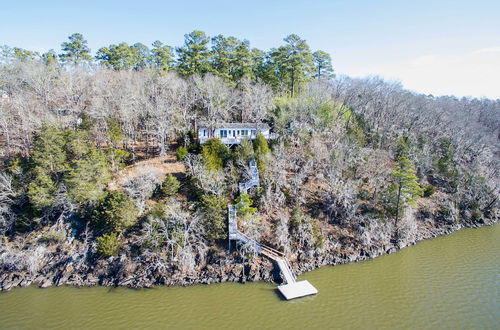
[423, 185, 436, 197]
[235, 193, 257, 216]
[96, 233, 121, 257]
[91, 191, 139, 233]
[176, 146, 188, 161]
[162, 174, 180, 196]
[253, 133, 270, 155]
[201, 139, 230, 170]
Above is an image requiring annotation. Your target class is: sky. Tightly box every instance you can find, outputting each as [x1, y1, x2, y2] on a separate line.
[1, 0, 499, 99]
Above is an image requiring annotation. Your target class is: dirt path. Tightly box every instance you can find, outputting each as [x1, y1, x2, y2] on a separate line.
[108, 154, 186, 190]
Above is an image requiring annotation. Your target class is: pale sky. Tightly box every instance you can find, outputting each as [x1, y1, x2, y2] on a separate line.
[1, 0, 499, 99]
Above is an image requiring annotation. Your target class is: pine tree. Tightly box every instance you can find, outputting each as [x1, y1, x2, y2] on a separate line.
[176, 30, 211, 75]
[387, 154, 423, 233]
[199, 194, 227, 241]
[151, 40, 174, 72]
[162, 174, 180, 197]
[312, 51, 334, 78]
[59, 33, 92, 65]
[91, 191, 139, 233]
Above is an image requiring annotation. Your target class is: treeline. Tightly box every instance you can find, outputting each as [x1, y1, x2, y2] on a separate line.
[1, 31, 333, 95]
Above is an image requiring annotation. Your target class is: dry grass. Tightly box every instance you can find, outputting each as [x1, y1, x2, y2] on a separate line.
[108, 153, 186, 190]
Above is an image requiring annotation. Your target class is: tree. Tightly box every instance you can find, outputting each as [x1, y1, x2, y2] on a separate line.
[107, 118, 124, 147]
[235, 193, 257, 216]
[65, 148, 110, 204]
[313, 51, 333, 78]
[387, 154, 423, 234]
[91, 191, 139, 233]
[59, 33, 92, 65]
[12, 48, 39, 61]
[96, 232, 121, 257]
[130, 42, 151, 70]
[176, 30, 211, 75]
[176, 146, 188, 161]
[269, 34, 315, 96]
[151, 40, 174, 72]
[210, 35, 252, 82]
[199, 194, 227, 241]
[27, 124, 68, 211]
[253, 132, 270, 155]
[41, 50, 59, 66]
[96, 43, 135, 70]
[162, 174, 180, 196]
[201, 138, 230, 170]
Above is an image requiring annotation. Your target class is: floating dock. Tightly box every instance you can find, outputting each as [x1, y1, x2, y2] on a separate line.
[278, 280, 318, 300]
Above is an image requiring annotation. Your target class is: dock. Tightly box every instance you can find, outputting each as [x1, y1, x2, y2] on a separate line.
[228, 159, 318, 300]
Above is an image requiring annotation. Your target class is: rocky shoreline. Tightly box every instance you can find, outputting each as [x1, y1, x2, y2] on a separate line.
[1, 216, 496, 292]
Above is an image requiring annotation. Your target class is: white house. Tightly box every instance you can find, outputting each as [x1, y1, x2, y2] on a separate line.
[198, 123, 274, 145]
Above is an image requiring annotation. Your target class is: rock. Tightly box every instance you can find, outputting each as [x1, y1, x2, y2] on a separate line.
[39, 278, 52, 288]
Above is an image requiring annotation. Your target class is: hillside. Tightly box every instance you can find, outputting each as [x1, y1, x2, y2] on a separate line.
[0, 34, 498, 291]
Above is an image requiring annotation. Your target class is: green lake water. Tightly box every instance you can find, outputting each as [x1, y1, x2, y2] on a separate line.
[1, 223, 498, 329]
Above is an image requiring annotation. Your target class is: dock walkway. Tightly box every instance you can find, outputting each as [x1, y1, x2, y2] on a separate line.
[228, 159, 318, 300]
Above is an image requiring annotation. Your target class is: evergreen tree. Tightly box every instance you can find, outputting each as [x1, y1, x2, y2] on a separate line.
[253, 133, 270, 155]
[201, 138, 230, 170]
[235, 193, 257, 216]
[162, 174, 180, 197]
[65, 149, 110, 204]
[199, 194, 227, 241]
[270, 34, 315, 96]
[91, 191, 139, 233]
[12, 47, 39, 61]
[96, 43, 135, 70]
[151, 40, 174, 72]
[176, 30, 211, 75]
[96, 233, 121, 257]
[312, 50, 334, 78]
[210, 34, 240, 81]
[41, 49, 59, 66]
[387, 154, 423, 233]
[59, 33, 92, 65]
[130, 42, 150, 70]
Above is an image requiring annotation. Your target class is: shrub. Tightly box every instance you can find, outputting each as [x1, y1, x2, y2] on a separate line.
[235, 193, 257, 216]
[423, 185, 436, 197]
[253, 133, 270, 155]
[91, 191, 139, 233]
[176, 146, 188, 161]
[201, 139, 230, 170]
[162, 174, 180, 196]
[96, 233, 121, 257]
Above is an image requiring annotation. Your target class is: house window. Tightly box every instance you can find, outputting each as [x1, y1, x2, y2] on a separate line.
[203, 129, 206, 137]
[251, 130, 256, 136]
[233, 130, 236, 137]
[221, 130, 227, 138]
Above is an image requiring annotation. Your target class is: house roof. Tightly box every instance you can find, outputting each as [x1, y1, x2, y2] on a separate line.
[199, 122, 270, 130]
